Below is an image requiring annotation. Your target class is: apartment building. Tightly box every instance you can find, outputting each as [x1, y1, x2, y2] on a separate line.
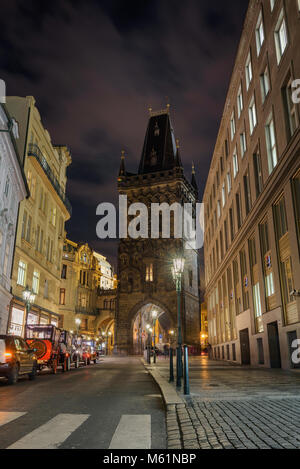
[204, 0, 300, 369]
[5, 96, 72, 336]
[59, 239, 116, 338]
[0, 105, 28, 334]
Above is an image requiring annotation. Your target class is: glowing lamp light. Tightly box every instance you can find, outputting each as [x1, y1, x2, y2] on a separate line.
[173, 258, 185, 275]
[152, 310, 158, 319]
[75, 318, 81, 326]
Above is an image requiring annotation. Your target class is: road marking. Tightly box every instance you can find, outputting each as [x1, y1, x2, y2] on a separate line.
[0, 412, 26, 427]
[7, 413, 89, 449]
[109, 415, 151, 449]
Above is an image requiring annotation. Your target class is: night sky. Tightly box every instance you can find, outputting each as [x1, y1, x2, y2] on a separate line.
[0, 0, 249, 267]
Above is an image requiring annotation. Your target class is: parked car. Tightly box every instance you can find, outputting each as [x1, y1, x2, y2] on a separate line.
[0, 335, 37, 385]
[25, 325, 61, 374]
[82, 340, 97, 365]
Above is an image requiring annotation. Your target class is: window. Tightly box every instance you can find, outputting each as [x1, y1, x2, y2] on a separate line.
[60, 288, 66, 305]
[61, 264, 67, 279]
[265, 115, 278, 174]
[240, 249, 249, 311]
[255, 12, 265, 55]
[32, 270, 40, 294]
[237, 85, 243, 118]
[240, 132, 247, 158]
[274, 197, 288, 240]
[282, 77, 298, 139]
[260, 66, 270, 103]
[222, 183, 226, 208]
[233, 149, 239, 179]
[253, 152, 263, 198]
[26, 216, 32, 243]
[229, 206, 235, 242]
[21, 211, 27, 239]
[17, 260, 27, 286]
[249, 96, 257, 135]
[275, 10, 288, 64]
[230, 112, 236, 140]
[39, 230, 44, 254]
[35, 225, 40, 251]
[189, 270, 193, 288]
[46, 237, 50, 261]
[227, 171, 232, 194]
[245, 52, 253, 90]
[253, 284, 263, 331]
[270, 0, 276, 11]
[51, 207, 57, 227]
[259, 220, 275, 307]
[146, 263, 153, 282]
[236, 190, 243, 229]
[243, 169, 252, 215]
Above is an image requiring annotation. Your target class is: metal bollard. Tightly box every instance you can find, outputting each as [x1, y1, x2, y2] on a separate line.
[169, 348, 174, 382]
[184, 345, 190, 395]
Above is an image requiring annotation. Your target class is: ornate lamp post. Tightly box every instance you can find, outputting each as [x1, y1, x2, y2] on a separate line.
[22, 286, 35, 335]
[146, 324, 151, 364]
[152, 310, 158, 364]
[172, 257, 185, 388]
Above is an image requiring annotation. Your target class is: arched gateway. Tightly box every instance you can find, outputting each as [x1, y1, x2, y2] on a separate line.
[114, 107, 201, 355]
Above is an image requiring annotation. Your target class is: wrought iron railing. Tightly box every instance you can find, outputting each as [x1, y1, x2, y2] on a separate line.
[28, 143, 72, 215]
[75, 306, 98, 316]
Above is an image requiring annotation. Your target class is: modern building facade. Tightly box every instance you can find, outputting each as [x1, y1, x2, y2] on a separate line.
[0, 104, 28, 334]
[59, 239, 116, 341]
[204, 0, 300, 369]
[115, 107, 201, 355]
[5, 96, 72, 336]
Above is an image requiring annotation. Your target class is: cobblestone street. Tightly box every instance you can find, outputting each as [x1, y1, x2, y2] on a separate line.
[148, 357, 300, 449]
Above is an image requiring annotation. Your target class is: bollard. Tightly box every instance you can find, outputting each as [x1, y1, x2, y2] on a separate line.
[176, 346, 182, 388]
[169, 348, 174, 382]
[184, 345, 190, 395]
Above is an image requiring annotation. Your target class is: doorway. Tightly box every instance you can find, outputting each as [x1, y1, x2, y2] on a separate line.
[267, 322, 281, 369]
[240, 328, 250, 365]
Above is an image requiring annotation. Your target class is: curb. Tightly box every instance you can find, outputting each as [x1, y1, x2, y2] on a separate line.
[141, 358, 185, 449]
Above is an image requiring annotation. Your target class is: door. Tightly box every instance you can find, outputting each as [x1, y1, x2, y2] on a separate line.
[267, 322, 281, 369]
[240, 329, 250, 365]
[14, 338, 31, 373]
[287, 331, 300, 369]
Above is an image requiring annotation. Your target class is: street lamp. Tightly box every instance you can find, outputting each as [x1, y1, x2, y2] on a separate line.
[152, 310, 158, 364]
[172, 257, 185, 388]
[22, 286, 35, 335]
[75, 318, 81, 334]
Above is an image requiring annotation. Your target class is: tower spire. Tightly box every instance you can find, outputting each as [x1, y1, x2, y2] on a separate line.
[191, 162, 198, 192]
[119, 150, 126, 177]
[175, 139, 183, 168]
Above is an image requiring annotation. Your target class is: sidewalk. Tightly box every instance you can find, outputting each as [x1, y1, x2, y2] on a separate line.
[143, 356, 300, 449]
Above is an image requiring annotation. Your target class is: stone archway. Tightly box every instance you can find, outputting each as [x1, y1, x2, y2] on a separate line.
[129, 299, 174, 355]
[98, 318, 115, 355]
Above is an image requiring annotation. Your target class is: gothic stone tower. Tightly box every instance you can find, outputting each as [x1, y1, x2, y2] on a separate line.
[115, 107, 201, 355]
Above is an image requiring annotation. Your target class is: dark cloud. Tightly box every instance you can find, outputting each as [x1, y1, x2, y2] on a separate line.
[0, 0, 249, 267]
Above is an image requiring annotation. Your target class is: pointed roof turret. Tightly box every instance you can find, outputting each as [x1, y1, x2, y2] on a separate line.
[191, 162, 198, 192]
[175, 139, 183, 168]
[118, 150, 126, 177]
[138, 106, 177, 174]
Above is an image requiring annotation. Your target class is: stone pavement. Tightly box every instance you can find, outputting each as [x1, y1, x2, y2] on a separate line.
[144, 356, 300, 449]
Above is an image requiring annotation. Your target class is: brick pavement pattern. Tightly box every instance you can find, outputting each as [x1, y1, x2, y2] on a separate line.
[150, 357, 300, 449]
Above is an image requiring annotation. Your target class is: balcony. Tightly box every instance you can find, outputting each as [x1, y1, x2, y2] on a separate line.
[75, 306, 98, 316]
[28, 143, 72, 216]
